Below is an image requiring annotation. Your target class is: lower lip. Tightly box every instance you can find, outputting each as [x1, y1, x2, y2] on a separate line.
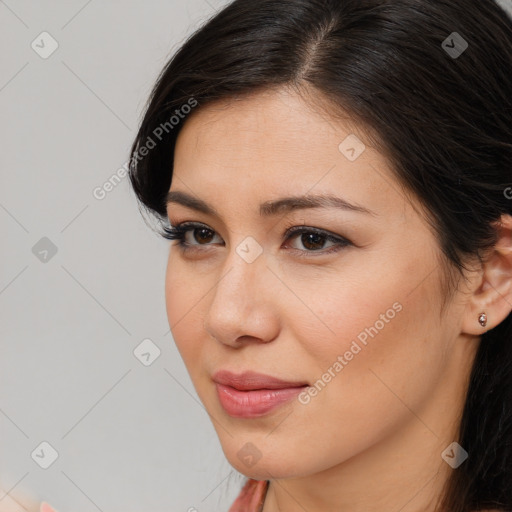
[215, 383, 307, 418]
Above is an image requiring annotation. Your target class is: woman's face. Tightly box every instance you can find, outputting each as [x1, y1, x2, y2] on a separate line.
[165, 87, 476, 481]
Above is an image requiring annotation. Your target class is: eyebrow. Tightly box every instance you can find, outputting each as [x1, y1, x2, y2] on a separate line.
[166, 191, 377, 218]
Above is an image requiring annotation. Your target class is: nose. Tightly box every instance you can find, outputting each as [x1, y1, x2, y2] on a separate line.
[202, 248, 280, 348]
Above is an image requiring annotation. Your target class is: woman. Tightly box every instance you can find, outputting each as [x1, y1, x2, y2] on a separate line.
[112, 0, 512, 510]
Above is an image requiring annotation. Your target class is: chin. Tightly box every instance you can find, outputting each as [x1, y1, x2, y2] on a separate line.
[229, 459, 302, 481]
[220, 439, 312, 480]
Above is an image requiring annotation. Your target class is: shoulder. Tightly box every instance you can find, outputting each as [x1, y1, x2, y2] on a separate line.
[228, 479, 269, 512]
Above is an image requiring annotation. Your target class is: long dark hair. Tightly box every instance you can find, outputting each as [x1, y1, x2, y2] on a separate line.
[127, 0, 512, 509]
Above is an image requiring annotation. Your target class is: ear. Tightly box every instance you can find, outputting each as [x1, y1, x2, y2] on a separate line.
[461, 214, 512, 335]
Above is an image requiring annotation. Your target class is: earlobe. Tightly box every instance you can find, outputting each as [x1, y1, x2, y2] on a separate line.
[461, 214, 512, 336]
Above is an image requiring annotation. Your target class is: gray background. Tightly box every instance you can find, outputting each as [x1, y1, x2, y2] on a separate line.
[1, 1, 511, 512]
[0, 1, 242, 512]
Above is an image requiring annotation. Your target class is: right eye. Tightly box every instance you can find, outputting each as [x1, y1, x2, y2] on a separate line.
[162, 222, 223, 249]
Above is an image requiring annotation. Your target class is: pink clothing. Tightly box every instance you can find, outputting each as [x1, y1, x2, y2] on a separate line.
[228, 479, 269, 512]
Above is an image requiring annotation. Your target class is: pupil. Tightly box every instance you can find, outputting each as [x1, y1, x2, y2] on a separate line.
[196, 228, 213, 243]
[303, 233, 324, 250]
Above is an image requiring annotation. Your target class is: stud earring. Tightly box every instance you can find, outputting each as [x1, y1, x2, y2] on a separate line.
[478, 312, 487, 327]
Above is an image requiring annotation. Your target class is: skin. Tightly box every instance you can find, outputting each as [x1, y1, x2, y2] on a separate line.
[165, 86, 512, 512]
[0, 490, 54, 512]
[0, 492, 32, 512]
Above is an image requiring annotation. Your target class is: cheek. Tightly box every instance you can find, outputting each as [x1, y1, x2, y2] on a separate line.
[253, 275, 446, 474]
[288, 273, 406, 364]
[165, 256, 205, 373]
[293, 269, 445, 423]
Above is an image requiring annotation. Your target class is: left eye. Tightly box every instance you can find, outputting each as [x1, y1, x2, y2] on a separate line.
[285, 228, 341, 251]
[162, 222, 352, 256]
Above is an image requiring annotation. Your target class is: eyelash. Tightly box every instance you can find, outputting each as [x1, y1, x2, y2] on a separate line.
[161, 221, 352, 258]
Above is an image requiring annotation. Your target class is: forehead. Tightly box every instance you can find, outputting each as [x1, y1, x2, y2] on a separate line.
[170, 87, 409, 222]
[176, 87, 360, 156]
[176, 89, 370, 175]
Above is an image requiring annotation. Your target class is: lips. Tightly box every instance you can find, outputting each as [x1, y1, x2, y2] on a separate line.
[213, 369, 310, 390]
[212, 370, 309, 418]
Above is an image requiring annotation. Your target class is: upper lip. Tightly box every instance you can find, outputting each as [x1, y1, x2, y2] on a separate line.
[212, 370, 308, 391]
